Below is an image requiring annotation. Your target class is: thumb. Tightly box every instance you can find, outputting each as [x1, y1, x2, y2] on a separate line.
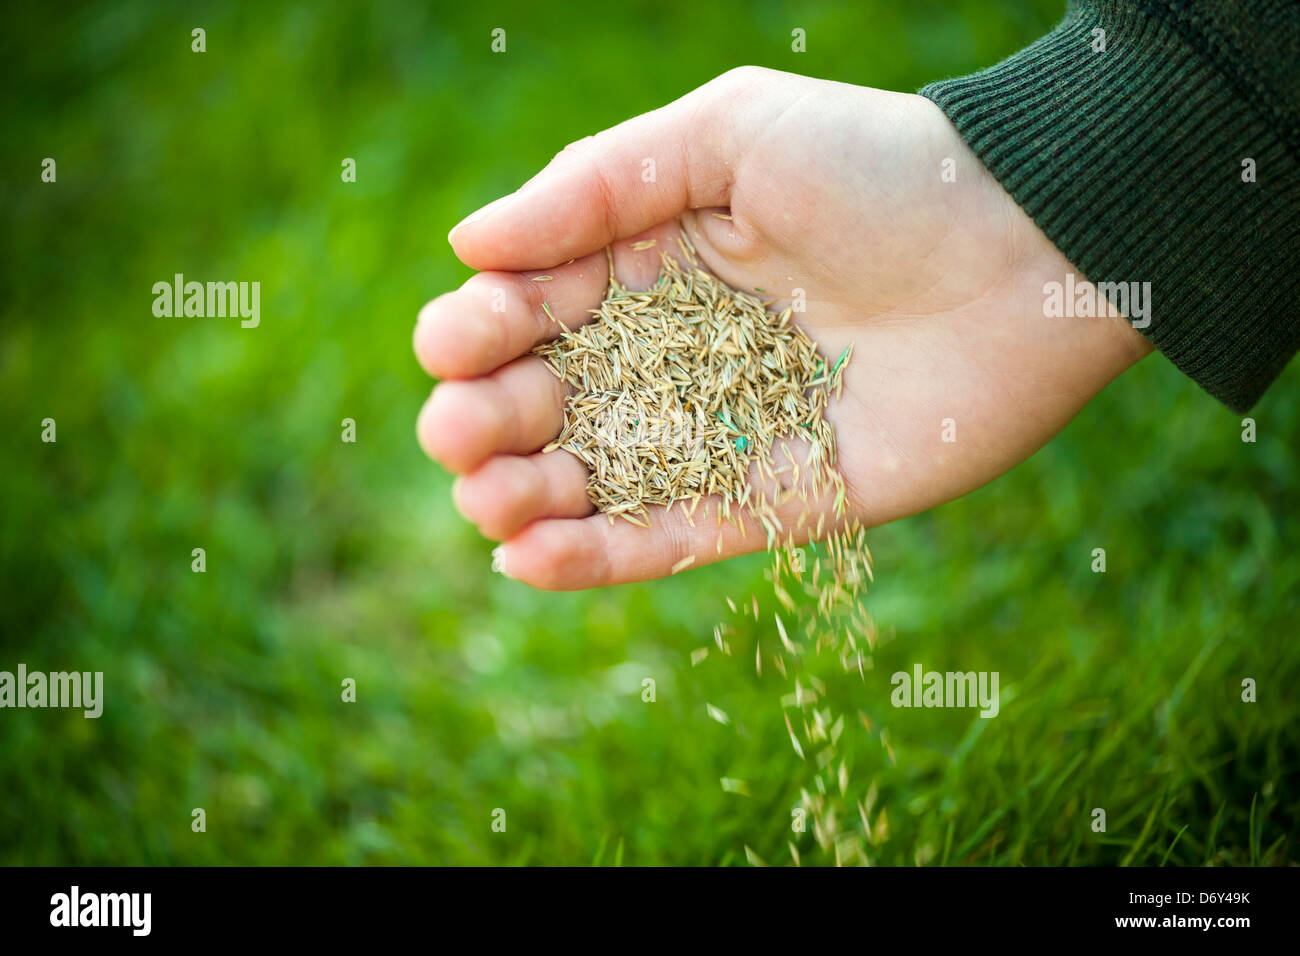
[448, 74, 747, 271]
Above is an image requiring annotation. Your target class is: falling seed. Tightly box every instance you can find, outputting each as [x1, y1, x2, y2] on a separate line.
[712, 212, 733, 221]
[784, 712, 805, 760]
[530, 230, 876, 866]
[873, 807, 890, 843]
[720, 777, 750, 796]
[775, 613, 795, 653]
[531, 275, 554, 282]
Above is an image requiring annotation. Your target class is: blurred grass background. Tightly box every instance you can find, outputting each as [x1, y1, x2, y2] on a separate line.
[1, 0, 1297, 865]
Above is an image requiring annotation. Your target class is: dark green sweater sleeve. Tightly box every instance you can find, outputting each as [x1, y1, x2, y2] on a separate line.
[920, 0, 1300, 412]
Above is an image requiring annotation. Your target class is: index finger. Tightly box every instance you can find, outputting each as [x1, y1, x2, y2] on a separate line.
[447, 82, 738, 271]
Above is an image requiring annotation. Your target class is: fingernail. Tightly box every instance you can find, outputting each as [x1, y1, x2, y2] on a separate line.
[449, 192, 516, 242]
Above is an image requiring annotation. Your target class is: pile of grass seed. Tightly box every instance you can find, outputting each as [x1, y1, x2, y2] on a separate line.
[536, 231, 883, 865]
[537, 232, 850, 525]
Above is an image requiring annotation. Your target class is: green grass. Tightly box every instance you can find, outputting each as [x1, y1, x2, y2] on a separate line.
[1, 0, 1297, 866]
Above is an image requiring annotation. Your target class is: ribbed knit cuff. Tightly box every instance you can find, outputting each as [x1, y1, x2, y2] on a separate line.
[921, 0, 1300, 412]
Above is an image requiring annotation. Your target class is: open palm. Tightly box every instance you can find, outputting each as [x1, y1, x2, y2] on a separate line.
[414, 67, 1151, 589]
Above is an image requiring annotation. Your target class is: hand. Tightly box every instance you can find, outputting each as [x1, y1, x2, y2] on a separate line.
[413, 66, 1152, 590]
